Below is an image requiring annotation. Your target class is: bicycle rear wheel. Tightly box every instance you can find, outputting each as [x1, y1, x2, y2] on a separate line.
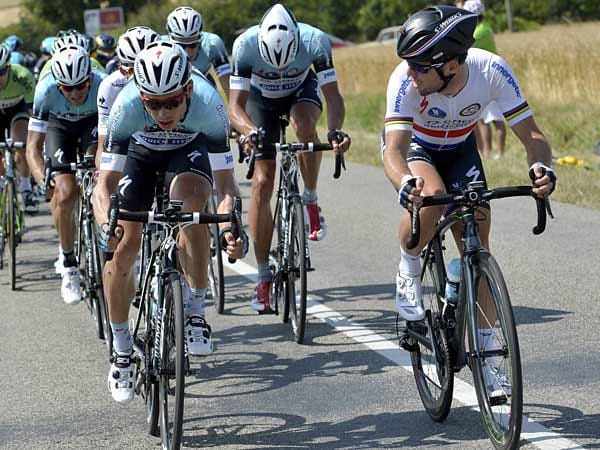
[468, 252, 522, 450]
[286, 197, 307, 344]
[410, 241, 454, 422]
[7, 180, 16, 290]
[159, 273, 185, 450]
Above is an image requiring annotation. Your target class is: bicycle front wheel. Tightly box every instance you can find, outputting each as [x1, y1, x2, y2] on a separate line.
[286, 197, 307, 344]
[208, 221, 225, 314]
[7, 180, 16, 290]
[468, 252, 522, 450]
[159, 273, 185, 450]
[410, 242, 454, 422]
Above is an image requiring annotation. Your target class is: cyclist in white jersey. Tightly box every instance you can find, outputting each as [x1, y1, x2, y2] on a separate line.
[96, 26, 160, 168]
[229, 4, 351, 313]
[166, 6, 232, 100]
[382, 5, 556, 320]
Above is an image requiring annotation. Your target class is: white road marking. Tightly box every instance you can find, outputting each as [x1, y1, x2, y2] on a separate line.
[224, 259, 583, 450]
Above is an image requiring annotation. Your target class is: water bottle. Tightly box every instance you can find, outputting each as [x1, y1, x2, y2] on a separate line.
[445, 258, 461, 305]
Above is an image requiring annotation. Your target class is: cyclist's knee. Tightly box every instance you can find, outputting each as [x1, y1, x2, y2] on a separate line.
[53, 179, 78, 209]
[252, 172, 275, 202]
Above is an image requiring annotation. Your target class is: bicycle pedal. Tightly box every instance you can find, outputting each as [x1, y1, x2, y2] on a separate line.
[257, 309, 276, 315]
[489, 394, 509, 406]
[306, 267, 315, 272]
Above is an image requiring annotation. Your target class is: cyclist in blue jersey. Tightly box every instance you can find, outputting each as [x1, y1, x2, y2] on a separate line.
[166, 6, 232, 100]
[229, 3, 351, 313]
[26, 45, 107, 305]
[93, 41, 246, 404]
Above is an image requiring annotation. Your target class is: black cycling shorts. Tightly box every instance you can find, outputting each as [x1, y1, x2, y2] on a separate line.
[44, 115, 98, 172]
[406, 132, 488, 195]
[118, 135, 214, 212]
[0, 99, 30, 138]
[246, 70, 322, 161]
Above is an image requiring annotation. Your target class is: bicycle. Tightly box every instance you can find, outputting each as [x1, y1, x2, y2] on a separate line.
[0, 133, 26, 290]
[398, 180, 553, 450]
[245, 116, 345, 343]
[46, 156, 111, 352]
[106, 177, 242, 450]
[207, 192, 225, 314]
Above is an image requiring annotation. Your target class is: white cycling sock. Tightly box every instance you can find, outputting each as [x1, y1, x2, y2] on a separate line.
[19, 176, 32, 193]
[302, 188, 318, 205]
[478, 328, 500, 367]
[185, 287, 206, 318]
[111, 320, 132, 355]
[399, 249, 421, 277]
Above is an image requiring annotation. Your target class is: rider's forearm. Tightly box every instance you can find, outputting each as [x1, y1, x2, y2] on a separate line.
[326, 92, 345, 131]
[92, 171, 120, 227]
[525, 133, 553, 167]
[383, 131, 413, 191]
[25, 131, 45, 183]
[213, 169, 239, 230]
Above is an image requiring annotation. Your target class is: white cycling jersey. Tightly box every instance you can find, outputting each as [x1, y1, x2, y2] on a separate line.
[97, 69, 128, 136]
[385, 48, 532, 150]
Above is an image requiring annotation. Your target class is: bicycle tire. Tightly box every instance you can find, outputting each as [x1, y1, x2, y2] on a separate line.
[91, 226, 108, 342]
[159, 273, 185, 450]
[7, 180, 16, 290]
[0, 188, 5, 270]
[270, 195, 288, 320]
[468, 252, 522, 450]
[209, 221, 225, 314]
[410, 242, 454, 422]
[286, 197, 307, 343]
[140, 266, 159, 437]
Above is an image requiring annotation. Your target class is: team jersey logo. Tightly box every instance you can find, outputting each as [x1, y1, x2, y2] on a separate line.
[459, 103, 481, 117]
[118, 175, 133, 196]
[428, 107, 447, 118]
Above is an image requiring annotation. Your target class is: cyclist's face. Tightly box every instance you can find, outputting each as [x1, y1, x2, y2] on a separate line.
[143, 82, 192, 131]
[407, 64, 445, 96]
[175, 37, 200, 61]
[59, 79, 91, 106]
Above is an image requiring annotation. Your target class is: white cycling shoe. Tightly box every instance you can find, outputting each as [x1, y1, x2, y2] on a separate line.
[395, 271, 425, 321]
[61, 267, 82, 305]
[185, 315, 213, 356]
[108, 352, 137, 405]
[485, 364, 512, 403]
[54, 253, 65, 275]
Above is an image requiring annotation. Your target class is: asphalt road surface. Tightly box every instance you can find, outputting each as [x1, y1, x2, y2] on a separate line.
[1, 157, 598, 449]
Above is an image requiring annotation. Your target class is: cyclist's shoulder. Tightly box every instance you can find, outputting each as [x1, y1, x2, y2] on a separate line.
[201, 31, 224, 45]
[233, 26, 258, 52]
[191, 71, 221, 105]
[7, 64, 34, 89]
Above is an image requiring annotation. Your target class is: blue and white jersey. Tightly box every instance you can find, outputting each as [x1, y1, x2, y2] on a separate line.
[191, 32, 231, 78]
[28, 69, 107, 133]
[231, 23, 336, 98]
[101, 72, 233, 173]
[97, 69, 129, 136]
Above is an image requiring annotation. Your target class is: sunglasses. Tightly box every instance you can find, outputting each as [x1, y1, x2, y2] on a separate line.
[141, 90, 188, 111]
[0, 66, 9, 76]
[58, 79, 90, 92]
[178, 41, 199, 49]
[407, 60, 445, 74]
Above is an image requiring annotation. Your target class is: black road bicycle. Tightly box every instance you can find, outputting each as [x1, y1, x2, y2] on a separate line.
[245, 116, 345, 343]
[47, 156, 111, 352]
[0, 133, 25, 290]
[399, 180, 553, 450]
[106, 178, 242, 450]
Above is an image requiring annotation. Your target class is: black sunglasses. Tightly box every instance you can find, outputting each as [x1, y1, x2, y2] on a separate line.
[407, 60, 445, 74]
[141, 90, 188, 111]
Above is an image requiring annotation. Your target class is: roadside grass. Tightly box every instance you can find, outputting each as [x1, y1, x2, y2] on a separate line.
[324, 21, 600, 209]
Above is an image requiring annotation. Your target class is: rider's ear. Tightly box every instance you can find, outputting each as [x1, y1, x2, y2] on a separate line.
[445, 59, 460, 75]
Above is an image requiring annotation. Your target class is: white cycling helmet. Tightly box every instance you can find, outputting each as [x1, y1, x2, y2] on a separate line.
[117, 26, 160, 67]
[0, 45, 11, 68]
[51, 45, 91, 86]
[166, 7, 203, 42]
[258, 3, 300, 70]
[53, 32, 90, 55]
[463, 0, 485, 16]
[134, 41, 191, 95]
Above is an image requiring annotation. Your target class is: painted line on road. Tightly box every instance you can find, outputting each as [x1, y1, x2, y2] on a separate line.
[224, 259, 582, 450]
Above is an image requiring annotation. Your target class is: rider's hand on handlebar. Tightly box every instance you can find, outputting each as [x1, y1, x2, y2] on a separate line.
[529, 163, 557, 198]
[398, 175, 424, 212]
[327, 129, 351, 153]
[220, 227, 249, 260]
[97, 222, 123, 253]
[239, 129, 263, 156]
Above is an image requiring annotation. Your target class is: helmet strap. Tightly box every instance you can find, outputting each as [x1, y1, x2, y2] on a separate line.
[435, 66, 455, 93]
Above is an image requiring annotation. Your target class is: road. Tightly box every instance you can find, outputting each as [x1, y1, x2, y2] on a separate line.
[1, 157, 599, 449]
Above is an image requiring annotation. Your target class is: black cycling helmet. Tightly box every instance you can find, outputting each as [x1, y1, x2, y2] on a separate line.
[396, 6, 477, 65]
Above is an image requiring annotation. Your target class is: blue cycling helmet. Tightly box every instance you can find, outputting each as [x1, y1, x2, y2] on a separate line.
[40, 36, 57, 55]
[4, 35, 23, 52]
